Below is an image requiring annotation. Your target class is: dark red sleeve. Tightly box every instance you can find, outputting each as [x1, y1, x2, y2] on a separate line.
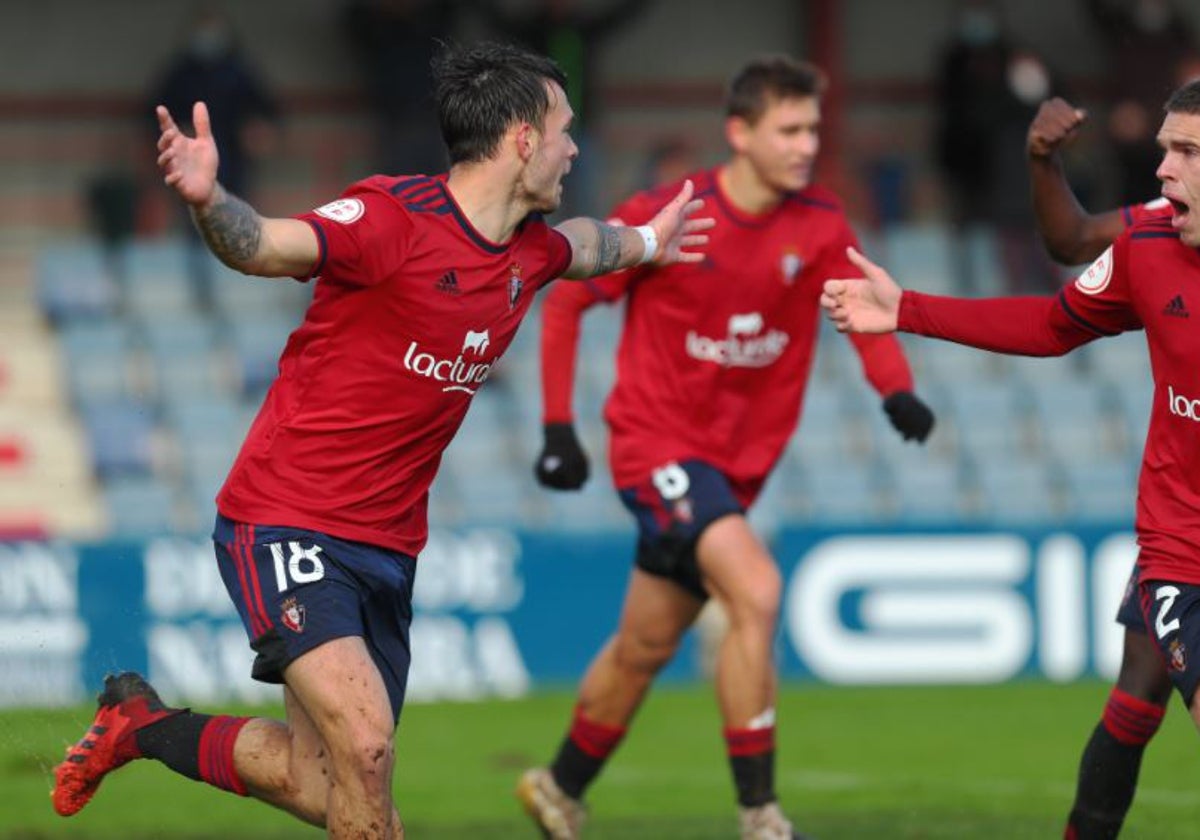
[846, 332, 914, 396]
[294, 185, 412, 287]
[540, 281, 605, 423]
[897, 291, 1100, 355]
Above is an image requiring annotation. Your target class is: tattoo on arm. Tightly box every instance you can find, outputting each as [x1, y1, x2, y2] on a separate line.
[192, 184, 263, 268]
[592, 221, 624, 275]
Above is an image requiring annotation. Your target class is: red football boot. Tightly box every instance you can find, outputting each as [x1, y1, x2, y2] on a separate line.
[52, 672, 180, 817]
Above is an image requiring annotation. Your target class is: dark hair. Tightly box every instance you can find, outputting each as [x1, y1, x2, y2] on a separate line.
[725, 56, 826, 124]
[1166, 79, 1200, 115]
[433, 41, 569, 165]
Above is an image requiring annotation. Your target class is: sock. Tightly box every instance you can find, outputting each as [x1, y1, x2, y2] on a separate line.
[1065, 688, 1165, 840]
[549, 705, 627, 800]
[135, 711, 252, 796]
[725, 722, 776, 808]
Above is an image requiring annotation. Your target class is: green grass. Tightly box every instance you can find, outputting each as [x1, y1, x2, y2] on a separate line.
[2, 681, 1196, 838]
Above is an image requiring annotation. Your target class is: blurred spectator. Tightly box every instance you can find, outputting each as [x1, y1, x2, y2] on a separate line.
[471, 0, 652, 217]
[340, 0, 458, 176]
[633, 134, 700, 192]
[148, 3, 280, 309]
[1086, 0, 1197, 204]
[934, 0, 1058, 292]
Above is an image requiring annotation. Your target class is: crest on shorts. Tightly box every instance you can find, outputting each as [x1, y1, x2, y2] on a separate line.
[508, 262, 524, 310]
[1170, 638, 1187, 672]
[672, 498, 694, 524]
[281, 597, 306, 633]
[780, 249, 804, 285]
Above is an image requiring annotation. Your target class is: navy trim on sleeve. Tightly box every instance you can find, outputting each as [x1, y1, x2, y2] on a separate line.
[1056, 289, 1121, 336]
[302, 218, 328, 279]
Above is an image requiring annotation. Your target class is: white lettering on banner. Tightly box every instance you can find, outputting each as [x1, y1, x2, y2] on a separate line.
[1168, 385, 1200, 422]
[0, 543, 77, 612]
[415, 530, 523, 611]
[148, 623, 277, 704]
[0, 654, 84, 708]
[407, 615, 530, 701]
[402, 333, 495, 395]
[144, 538, 237, 618]
[1091, 534, 1140, 679]
[786, 536, 1032, 683]
[1036, 535, 1087, 682]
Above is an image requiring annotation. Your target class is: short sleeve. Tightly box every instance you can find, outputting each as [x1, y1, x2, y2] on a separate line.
[1058, 234, 1142, 335]
[293, 186, 414, 287]
[1122, 197, 1171, 228]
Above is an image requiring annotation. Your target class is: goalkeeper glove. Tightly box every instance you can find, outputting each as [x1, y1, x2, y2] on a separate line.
[534, 422, 590, 490]
[883, 391, 935, 443]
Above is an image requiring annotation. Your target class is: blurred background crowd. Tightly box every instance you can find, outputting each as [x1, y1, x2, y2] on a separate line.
[3, 0, 1198, 543]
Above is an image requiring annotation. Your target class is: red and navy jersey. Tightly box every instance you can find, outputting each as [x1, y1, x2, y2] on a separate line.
[1121, 196, 1171, 228]
[541, 168, 913, 501]
[1057, 214, 1200, 584]
[218, 174, 571, 556]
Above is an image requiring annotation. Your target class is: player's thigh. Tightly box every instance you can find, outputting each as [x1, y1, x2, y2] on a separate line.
[696, 515, 780, 621]
[617, 459, 749, 601]
[284, 636, 395, 760]
[613, 567, 706, 659]
[1139, 579, 1200, 716]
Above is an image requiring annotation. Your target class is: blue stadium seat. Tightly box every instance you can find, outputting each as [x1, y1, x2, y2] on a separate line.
[975, 459, 1064, 524]
[36, 241, 120, 325]
[880, 224, 955, 294]
[59, 321, 145, 408]
[805, 460, 888, 524]
[1062, 458, 1136, 524]
[227, 314, 295, 396]
[103, 475, 176, 536]
[81, 401, 159, 477]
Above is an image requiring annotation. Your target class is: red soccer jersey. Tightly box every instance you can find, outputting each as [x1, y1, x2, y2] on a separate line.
[218, 175, 571, 556]
[899, 212, 1200, 584]
[1122, 196, 1171, 228]
[541, 169, 914, 501]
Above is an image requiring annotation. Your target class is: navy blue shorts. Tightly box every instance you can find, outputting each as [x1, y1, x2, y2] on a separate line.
[618, 459, 747, 600]
[1140, 579, 1200, 706]
[213, 515, 417, 722]
[1115, 564, 1147, 632]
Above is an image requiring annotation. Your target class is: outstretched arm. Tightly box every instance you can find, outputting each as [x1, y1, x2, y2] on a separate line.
[1027, 98, 1125, 265]
[155, 102, 317, 278]
[554, 179, 713, 279]
[822, 248, 1096, 356]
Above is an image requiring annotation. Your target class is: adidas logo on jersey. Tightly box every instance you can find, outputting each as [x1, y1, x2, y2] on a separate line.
[435, 270, 461, 296]
[1163, 294, 1189, 318]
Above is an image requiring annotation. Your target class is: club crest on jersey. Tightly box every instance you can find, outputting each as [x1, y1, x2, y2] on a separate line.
[508, 263, 524, 310]
[780, 250, 804, 285]
[281, 597, 306, 633]
[313, 197, 365, 224]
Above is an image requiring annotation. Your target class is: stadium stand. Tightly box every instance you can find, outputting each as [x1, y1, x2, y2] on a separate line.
[24, 215, 1148, 539]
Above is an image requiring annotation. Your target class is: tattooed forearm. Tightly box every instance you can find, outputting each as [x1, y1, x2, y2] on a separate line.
[192, 184, 263, 268]
[591, 220, 625, 275]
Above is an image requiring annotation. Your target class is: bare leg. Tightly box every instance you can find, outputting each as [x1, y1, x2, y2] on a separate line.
[696, 515, 780, 726]
[236, 637, 400, 838]
[576, 568, 705, 725]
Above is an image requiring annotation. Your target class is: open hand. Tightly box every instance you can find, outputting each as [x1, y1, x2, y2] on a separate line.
[155, 102, 220, 207]
[646, 179, 715, 265]
[820, 247, 903, 334]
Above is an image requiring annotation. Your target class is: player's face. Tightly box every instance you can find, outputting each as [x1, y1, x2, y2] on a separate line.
[734, 95, 821, 193]
[524, 82, 578, 213]
[1156, 111, 1200, 247]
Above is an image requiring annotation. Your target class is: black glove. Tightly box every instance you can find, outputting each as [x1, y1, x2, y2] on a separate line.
[883, 391, 935, 443]
[534, 422, 590, 490]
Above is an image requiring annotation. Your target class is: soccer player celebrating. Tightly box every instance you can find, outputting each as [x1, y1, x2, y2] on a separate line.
[52, 41, 712, 838]
[519, 56, 935, 840]
[824, 78, 1200, 840]
[1027, 95, 1173, 840]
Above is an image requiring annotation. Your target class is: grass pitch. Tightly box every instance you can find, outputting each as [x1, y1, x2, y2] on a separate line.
[2, 681, 1197, 838]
